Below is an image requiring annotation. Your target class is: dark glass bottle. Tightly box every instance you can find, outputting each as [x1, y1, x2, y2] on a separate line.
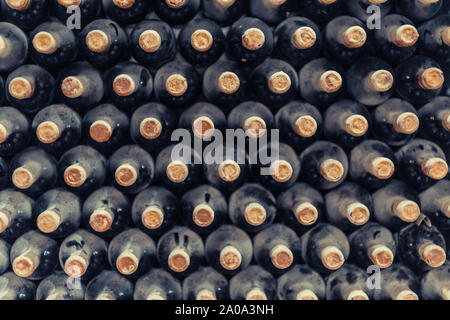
[31, 104, 82, 155]
[442, 60, 450, 97]
[419, 180, 450, 231]
[102, 0, 150, 25]
[50, 0, 101, 28]
[205, 225, 253, 277]
[325, 264, 371, 300]
[0, 76, 3, 106]
[345, 0, 394, 21]
[418, 15, 450, 63]
[81, 186, 130, 237]
[277, 264, 325, 300]
[395, 0, 443, 23]
[85, 270, 134, 300]
[228, 183, 277, 233]
[36, 271, 86, 300]
[227, 101, 274, 140]
[182, 267, 229, 300]
[33, 188, 81, 238]
[10, 230, 58, 281]
[299, 0, 345, 27]
[0, 189, 33, 240]
[418, 96, 450, 145]
[0, 0, 49, 31]
[373, 264, 420, 300]
[0, 107, 29, 159]
[0, 22, 28, 72]
[421, 262, 450, 300]
[249, 0, 297, 25]
[0, 272, 36, 300]
[153, 0, 201, 25]
[133, 268, 182, 300]
[229, 265, 277, 300]
[203, 0, 246, 26]
[59, 229, 107, 281]
[0, 238, 9, 274]
[0, 157, 7, 190]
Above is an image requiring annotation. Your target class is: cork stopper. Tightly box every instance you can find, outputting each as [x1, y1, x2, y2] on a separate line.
[442, 200, 450, 218]
[0, 210, 11, 233]
[345, 114, 369, 137]
[342, 26, 367, 48]
[90, 120, 113, 143]
[419, 68, 445, 90]
[419, 243, 446, 268]
[319, 71, 342, 93]
[192, 116, 215, 139]
[89, 208, 114, 232]
[219, 246, 242, 271]
[441, 286, 450, 300]
[369, 70, 394, 92]
[64, 164, 87, 187]
[58, 0, 82, 7]
[116, 250, 139, 275]
[346, 202, 370, 226]
[12, 253, 38, 277]
[394, 288, 419, 300]
[217, 0, 235, 8]
[8, 77, 34, 100]
[292, 27, 317, 49]
[192, 203, 215, 227]
[294, 115, 317, 138]
[12, 167, 36, 189]
[166, 160, 189, 183]
[0, 123, 9, 144]
[96, 293, 116, 300]
[112, 0, 135, 8]
[442, 112, 450, 132]
[442, 27, 450, 47]
[393, 112, 419, 134]
[368, 0, 388, 3]
[139, 30, 161, 53]
[244, 116, 267, 138]
[422, 158, 448, 180]
[368, 244, 394, 269]
[320, 159, 344, 182]
[246, 288, 267, 300]
[369, 157, 395, 179]
[268, 0, 286, 5]
[393, 200, 420, 222]
[140, 117, 162, 140]
[294, 202, 318, 226]
[418, 0, 440, 4]
[191, 29, 213, 52]
[146, 291, 166, 300]
[218, 72, 240, 94]
[37, 209, 61, 233]
[165, 0, 185, 8]
[115, 163, 138, 187]
[244, 202, 267, 226]
[270, 160, 293, 183]
[218, 160, 241, 182]
[320, 246, 345, 270]
[32, 32, 57, 54]
[166, 74, 188, 97]
[318, 0, 336, 4]
[0, 36, 7, 56]
[270, 244, 294, 270]
[296, 289, 318, 300]
[85, 30, 110, 53]
[168, 248, 190, 272]
[268, 71, 291, 94]
[61, 76, 84, 98]
[113, 74, 136, 97]
[64, 255, 88, 278]
[242, 28, 265, 51]
[36, 121, 61, 144]
[196, 289, 216, 300]
[142, 205, 164, 229]
[5, 0, 30, 10]
[346, 290, 369, 300]
[393, 25, 419, 47]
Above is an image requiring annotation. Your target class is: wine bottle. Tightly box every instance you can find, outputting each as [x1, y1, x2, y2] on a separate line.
[227, 101, 274, 139]
[31, 104, 82, 155]
[85, 270, 134, 300]
[132, 186, 179, 237]
[226, 17, 274, 64]
[36, 271, 86, 300]
[229, 265, 277, 300]
[373, 264, 420, 300]
[372, 98, 420, 147]
[156, 226, 204, 278]
[323, 99, 371, 149]
[59, 229, 107, 281]
[396, 0, 443, 23]
[348, 222, 396, 269]
[182, 267, 229, 300]
[133, 268, 182, 300]
[419, 180, 450, 231]
[228, 183, 277, 233]
[300, 223, 350, 274]
[0, 0, 49, 31]
[130, 19, 177, 69]
[0, 238, 9, 275]
[0, 22, 28, 72]
[154, 0, 201, 25]
[349, 140, 397, 191]
[298, 58, 345, 107]
[50, 0, 101, 28]
[154, 61, 201, 108]
[0, 272, 36, 300]
[5, 64, 55, 114]
[253, 224, 301, 274]
[83, 103, 130, 155]
[418, 15, 450, 63]
[204, 225, 253, 276]
[58, 145, 107, 196]
[102, 0, 150, 25]
[108, 228, 156, 278]
[345, 0, 394, 21]
[277, 264, 325, 300]
[421, 262, 450, 300]
[418, 96, 450, 145]
[33, 188, 81, 238]
[249, 0, 297, 25]
[326, 264, 371, 300]
[0, 189, 33, 240]
[9, 147, 57, 197]
[0, 107, 29, 159]
[81, 186, 130, 237]
[395, 55, 445, 105]
[277, 183, 324, 232]
[203, 0, 246, 26]
[299, 0, 345, 27]
[299, 141, 349, 190]
[10, 230, 58, 280]
[372, 179, 421, 230]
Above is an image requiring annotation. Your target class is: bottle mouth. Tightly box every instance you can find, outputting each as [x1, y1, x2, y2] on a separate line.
[196, 289, 217, 300]
[113, 74, 136, 97]
[442, 200, 450, 218]
[90, 120, 113, 143]
[45, 292, 65, 300]
[57, 0, 82, 8]
[115, 163, 138, 187]
[64, 164, 87, 187]
[419, 243, 447, 268]
[346, 202, 370, 226]
[146, 291, 167, 300]
[192, 116, 215, 139]
[0, 210, 11, 233]
[320, 159, 344, 182]
[370, 157, 395, 179]
[192, 203, 215, 227]
[246, 288, 267, 300]
[318, 0, 337, 4]
[242, 28, 265, 51]
[32, 31, 57, 55]
[369, 70, 394, 92]
[244, 116, 266, 138]
[96, 292, 116, 300]
[294, 202, 318, 226]
[319, 70, 342, 93]
[442, 27, 450, 47]
[393, 112, 419, 134]
[142, 205, 164, 229]
[37, 209, 61, 233]
[218, 160, 241, 182]
[394, 200, 420, 222]
[320, 246, 345, 270]
[292, 27, 317, 49]
[270, 160, 293, 183]
[217, 0, 235, 8]
[139, 30, 161, 53]
[168, 248, 190, 272]
[13, 254, 37, 278]
[8, 77, 34, 100]
[345, 114, 369, 137]
[64, 254, 88, 278]
[219, 245, 242, 270]
[268, 71, 291, 94]
[61, 76, 84, 98]
[165, 0, 185, 8]
[166, 160, 189, 183]
[0, 36, 6, 57]
[270, 244, 294, 269]
[191, 29, 213, 52]
[422, 158, 448, 180]
[346, 289, 369, 300]
[85, 30, 110, 53]
[12, 166, 35, 189]
[116, 250, 139, 275]
[368, 244, 394, 269]
[244, 202, 267, 226]
[294, 115, 317, 138]
[393, 25, 419, 47]
[218, 72, 240, 94]
[36, 121, 61, 144]
[5, 0, 30, 10]
[0, 123, 7, 143]
[296, 289, 318, 300]
[268, 0, 286, 5]
[442, 112, 450, 132]
[419, 67, 445, 90]
[89, 208, 114, 232]
[140, 117, 162, 140]
[441, 286, 450, 300]
[166, 74, 188, 97]
[394, 288, 419, 301]
[342, 26, 367, 49]
[368, 0, 388, 3]
[112, 0, 135, 9]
